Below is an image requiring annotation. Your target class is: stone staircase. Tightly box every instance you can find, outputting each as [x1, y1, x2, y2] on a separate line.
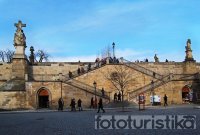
[128, 74, 173, 100]
[28, 63, 110, 100]
[121, 58, 163, 79]
[63, 79, 110, 100]
[128, 73, 199, 101]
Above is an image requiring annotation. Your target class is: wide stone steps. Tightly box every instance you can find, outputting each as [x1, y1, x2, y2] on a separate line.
[121, 58, 163, 79]
[128, 73, 199, 100]
[128, 74, 173, 100]
[63, 79, 110, 100]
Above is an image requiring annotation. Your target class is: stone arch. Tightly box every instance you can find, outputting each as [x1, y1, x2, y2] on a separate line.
[36, 87, 52, 108]
[182, 85, 191, 103]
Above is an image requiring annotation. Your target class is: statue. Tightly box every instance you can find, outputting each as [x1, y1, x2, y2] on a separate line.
[154, 54, 159, 62]
[185, 38, 195, 62]
[29, 46, 35, 65]
[14, 20, 26, 47]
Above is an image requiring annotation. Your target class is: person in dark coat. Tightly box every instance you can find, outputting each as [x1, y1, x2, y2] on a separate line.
[78, 99, 83, 111]
[114, 93, 117, 102]
[70, 99, 73, 111]
[97, 98, 105, 113]
[164, 94, 168, 107]
[58, 98, 62, 111]
[69, 71, 72, 78]
[101, 88, 105, 97]
[58, 98, 64, 111]
[70, 98, 76, 111]
[77, 68, 81, 75]
[118, 92, 121, 102]
[90, 97, 94, 108]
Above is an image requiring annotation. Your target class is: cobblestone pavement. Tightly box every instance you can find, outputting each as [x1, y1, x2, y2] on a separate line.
[0, 105, 199, 135]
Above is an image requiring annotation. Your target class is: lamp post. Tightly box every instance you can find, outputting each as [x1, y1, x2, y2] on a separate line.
[58, 73, 63, 98]
[112, 42, 115, 58]
[151, 80, 154, 105]
[93, 81, 97, 100]
[93, 81, 97, 108]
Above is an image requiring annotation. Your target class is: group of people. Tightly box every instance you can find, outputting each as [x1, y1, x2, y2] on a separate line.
[58, 97, 105, 113]
[114, 92, 122, 102]
[70, 98, 83, 111]
[90, 97, 105, 113]
[58, 98, 83, 111]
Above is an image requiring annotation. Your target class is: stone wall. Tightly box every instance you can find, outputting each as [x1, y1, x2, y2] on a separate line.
[0, 91, 26, 109]
[0, 63, 12, 81]
[1, 61, 200, 109]
[25, 81, 109, 109]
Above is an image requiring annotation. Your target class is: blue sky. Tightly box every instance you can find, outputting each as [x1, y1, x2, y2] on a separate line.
[0, 0, 200, 62]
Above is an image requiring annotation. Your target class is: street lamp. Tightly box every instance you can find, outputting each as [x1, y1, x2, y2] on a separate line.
[151, 80, 154, 105]
[58, 73, 63, 98]
[93, 81, 97, 100]
[112, 42, 115, 58]
[93, 81, 97, 108]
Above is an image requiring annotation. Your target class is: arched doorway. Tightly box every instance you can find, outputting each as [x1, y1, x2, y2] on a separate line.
[182, 85, 191, 103]
[38, 88, 50, 108]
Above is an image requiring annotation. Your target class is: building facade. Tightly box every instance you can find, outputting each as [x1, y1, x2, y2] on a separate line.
[0, 21, 200, 110]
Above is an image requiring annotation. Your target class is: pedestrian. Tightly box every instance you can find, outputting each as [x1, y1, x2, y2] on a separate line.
[164, 94, 168, 107]
[118, 92, 121, 102]
[101, 88, 105, 97]
[70, 99, 73, 111]
[69, 71, 72, 78]
[88, 63, 91, 71]
[90, 97, 94, 108]
[77, 67, 81, 75]
[58, 98, 61, 111]
[58, 98, 64, 111]
[78, 99, 83, 111]
[81, 67, 85, 74]
[72, 98, 76, 111]
[70, 98, 76, 111]
[97, 98, 105, 113]
[114, 93, 117, 102]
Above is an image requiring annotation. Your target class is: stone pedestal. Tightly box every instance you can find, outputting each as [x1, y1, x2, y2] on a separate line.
[12, 58, 27, 80]
[183, 61, 197, 74]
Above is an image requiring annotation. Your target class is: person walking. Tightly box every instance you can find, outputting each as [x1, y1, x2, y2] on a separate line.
[78, 99, 83, 111]
[60, 98, 64, 111]
[101, 88, 105, 97]
[90, 97, 94, 108]
[58, 98, 62, 111]
[114, 93, 117, 102]
[118, 92, 121, 102]
[97, 98, 105, 113]
[164, 94, 168, 107]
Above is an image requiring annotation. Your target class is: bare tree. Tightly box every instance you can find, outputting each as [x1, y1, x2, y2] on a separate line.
[4, 50, 14, 62]
[102, 64, 135, 110]
[101, 45, 111, 59]
[0, 50, 5, 62]
[0, 49, 14, 62]
[35, 49, 50, 62]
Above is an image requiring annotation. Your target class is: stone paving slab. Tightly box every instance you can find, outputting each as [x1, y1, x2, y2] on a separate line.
[0, 105, 199, 135]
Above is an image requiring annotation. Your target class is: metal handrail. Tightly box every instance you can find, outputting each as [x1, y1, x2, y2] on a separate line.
[64, 79, 110, 99]
[121, 58, 163, 79]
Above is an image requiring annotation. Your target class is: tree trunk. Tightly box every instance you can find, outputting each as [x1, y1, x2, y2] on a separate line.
[122, 90, 124, 111]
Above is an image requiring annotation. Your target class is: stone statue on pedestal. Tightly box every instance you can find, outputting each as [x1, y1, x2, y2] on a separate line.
[154, 54, 159, 62]
[14, 20, 26, 47]
[185, 39, 195, 62]
[13, 20, 27, 59]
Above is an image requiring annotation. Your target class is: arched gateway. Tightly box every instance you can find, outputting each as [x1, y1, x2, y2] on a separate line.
[37, 88, 51, 108]
[182, 85, 192, 103]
